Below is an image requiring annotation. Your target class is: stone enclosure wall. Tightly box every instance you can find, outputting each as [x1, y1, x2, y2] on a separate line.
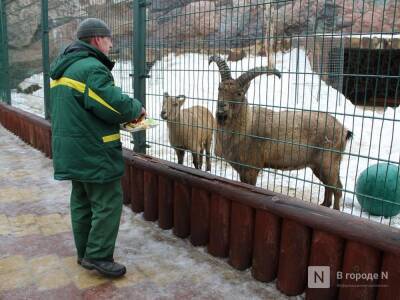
[5, 0, 400, 86]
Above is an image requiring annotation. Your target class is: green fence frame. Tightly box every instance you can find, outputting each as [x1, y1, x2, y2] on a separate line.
[132, 0, 148, 154]
[0, 0, 10, 104]
[41, 0, 50, 120]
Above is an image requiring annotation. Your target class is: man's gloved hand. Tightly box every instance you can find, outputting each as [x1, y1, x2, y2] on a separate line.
[131, 107, 146, 124]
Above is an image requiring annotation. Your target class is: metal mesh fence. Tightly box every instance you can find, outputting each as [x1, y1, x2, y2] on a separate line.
[1, 0, 399, 227]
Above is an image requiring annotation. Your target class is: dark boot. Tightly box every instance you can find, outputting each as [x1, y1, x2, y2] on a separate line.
[77, 257, 82, 265]
[81, 258, 126, 278]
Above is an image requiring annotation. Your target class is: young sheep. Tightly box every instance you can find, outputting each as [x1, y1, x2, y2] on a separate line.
[160, 93, 216, 171]
[209, 56, 353, 210]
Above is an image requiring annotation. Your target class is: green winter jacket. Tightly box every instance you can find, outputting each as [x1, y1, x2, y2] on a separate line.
[50, 41, 142, 183]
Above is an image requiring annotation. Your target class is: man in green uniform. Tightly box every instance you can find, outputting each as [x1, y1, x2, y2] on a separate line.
[50, 18, 144, 278]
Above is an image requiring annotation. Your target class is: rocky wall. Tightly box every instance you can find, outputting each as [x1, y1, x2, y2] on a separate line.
[5, 0, 400, 86]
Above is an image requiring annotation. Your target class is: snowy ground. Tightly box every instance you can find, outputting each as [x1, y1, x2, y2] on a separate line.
[0, 124, 298, 300]
[11, 49, 400, 228]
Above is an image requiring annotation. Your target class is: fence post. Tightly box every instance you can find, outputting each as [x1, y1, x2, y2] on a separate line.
[132, 0, 149, 154]
[0, 0, 11, 104]
[41, 0, 51, 120]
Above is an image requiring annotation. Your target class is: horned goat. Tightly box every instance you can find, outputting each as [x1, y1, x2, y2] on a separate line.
[161, 93, 216, 171]
[209, 56, 353, 210]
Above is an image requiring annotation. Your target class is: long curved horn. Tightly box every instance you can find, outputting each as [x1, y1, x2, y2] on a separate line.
[236, 67, 281, 88]
[208, 55, 232, 81]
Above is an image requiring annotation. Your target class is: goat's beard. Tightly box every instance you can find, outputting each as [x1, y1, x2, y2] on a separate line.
[217, 117, 226, 126]
[216, 110, 231, 125]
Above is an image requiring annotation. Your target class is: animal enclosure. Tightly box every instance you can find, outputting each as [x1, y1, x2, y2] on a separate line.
[1, 0, 400, 227]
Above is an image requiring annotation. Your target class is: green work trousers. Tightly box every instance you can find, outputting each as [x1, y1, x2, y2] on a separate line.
[70, 179, 123, 260]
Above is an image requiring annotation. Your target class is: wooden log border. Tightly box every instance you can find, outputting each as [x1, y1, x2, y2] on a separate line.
[0, 103, 52, 158]
[1, 102, 400, 297]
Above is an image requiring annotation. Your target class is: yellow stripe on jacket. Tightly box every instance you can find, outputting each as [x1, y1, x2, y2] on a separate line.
[102, 133, 121, 143]
[51, 77, 121, 115]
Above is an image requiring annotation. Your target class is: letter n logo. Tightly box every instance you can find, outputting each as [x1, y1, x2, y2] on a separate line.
[308, 266, 330, 288]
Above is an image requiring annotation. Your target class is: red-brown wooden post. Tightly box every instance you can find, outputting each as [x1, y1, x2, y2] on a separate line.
[121, 162, 131, 205]
[38, 126, 45, 154]
[16, 116, 22, 138]
[34, 125, 42, 152]
[306, 230, 344, 300]
[28, 122, 33, 145]
[44, 129, 51, 157]
[11, 114, 16, 132]
[190, 188, 210, 246]
[3, 111, 6, 127]
[7, 111, 13, 130]
[3, 110, 8, 129]
[40, 128, 46, 154]
[12, 113, 16, 130]
[251, 209, 281, 282]
[158, 176, 174, 230]
[9, 110, 12, 129]
[229, 202, 254, 270]
[19, 118, 27, 143]
[338, 241, 381, 300]
[377, 252, 400, 300]
[8, 110, 14, 130]
[24, 121, 30, 144]
[24, 121, 29, 142]
[28, 122, 35, 146]
[29, 122, 35, 148]
[144, 171, 158, 221]
[3, 110, 6, 127]
[2, 110, 6, 127]
[23, 120, 28, 141]
[173, 181, 191, 238]
[18, 117, 23, 138]
[277, 219, 311, 296]
[131, 166, 144, 213]
[41, 128, 48, 155]
[208, 194, 230, 257]
[40, 126, 45, 154]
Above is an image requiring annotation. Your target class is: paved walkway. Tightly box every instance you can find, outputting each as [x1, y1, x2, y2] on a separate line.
[0, 125, 296, 300]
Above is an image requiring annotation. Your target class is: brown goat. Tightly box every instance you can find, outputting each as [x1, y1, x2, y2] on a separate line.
[161, 93, 215, 171]
[209, 56, 353, 210]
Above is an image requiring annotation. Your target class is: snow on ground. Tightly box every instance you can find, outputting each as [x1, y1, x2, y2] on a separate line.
[0, 124, 298, 299]
[118, 206, 301, 300]
[11, 49, 400, 228]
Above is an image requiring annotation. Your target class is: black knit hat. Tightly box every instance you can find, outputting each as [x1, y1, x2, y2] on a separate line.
[76, 18, 112, 39]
